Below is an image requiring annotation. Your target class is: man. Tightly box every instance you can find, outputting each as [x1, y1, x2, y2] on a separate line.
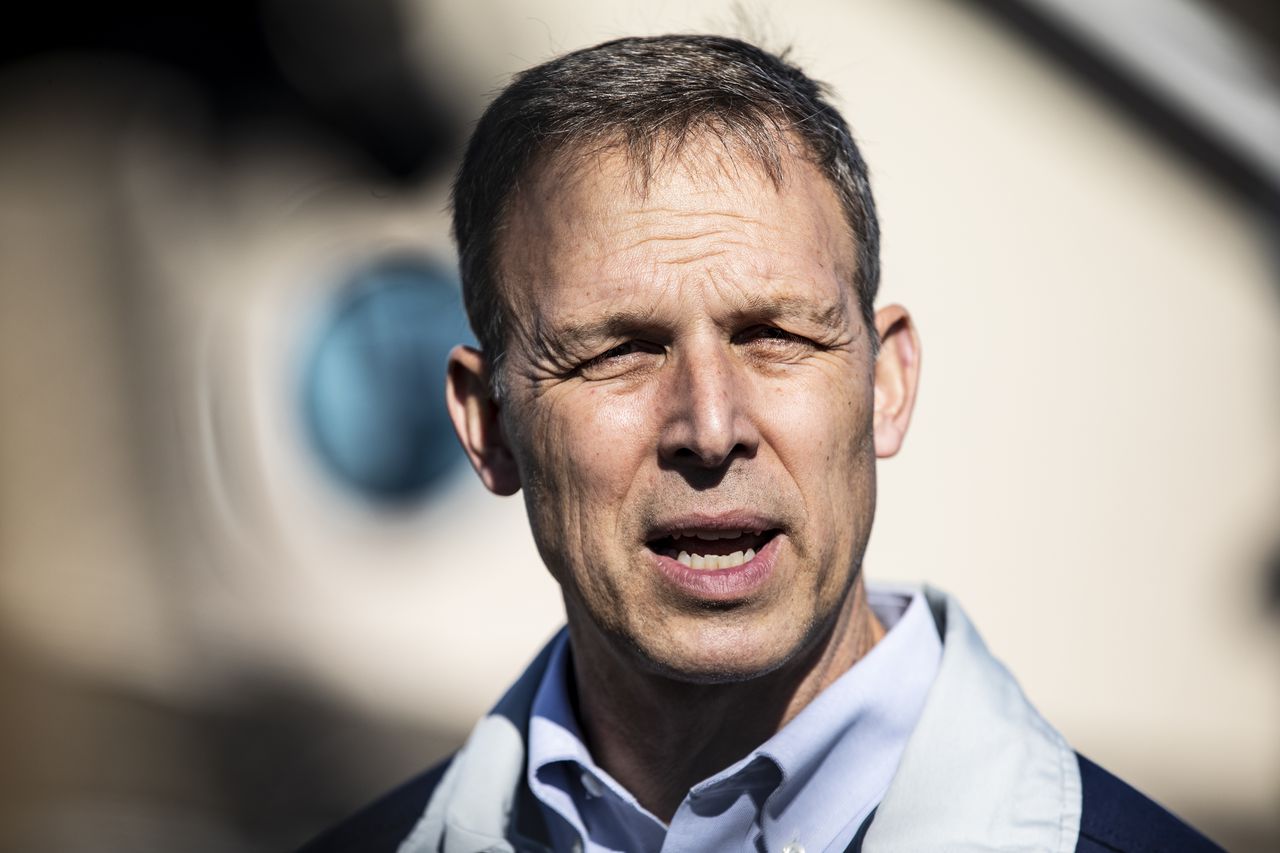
[302, 35, 1220, 853]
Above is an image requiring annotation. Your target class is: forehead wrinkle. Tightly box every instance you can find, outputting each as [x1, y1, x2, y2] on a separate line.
[606, 218, 814, 280]
[607, 230, 755, 273]
[618, 227, 735, 256]
[608, 205, 763, 253]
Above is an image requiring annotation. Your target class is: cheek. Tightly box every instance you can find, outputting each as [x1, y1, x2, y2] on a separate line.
[764, 372, 875, 543]
[517, 388, 655, 543]
[518, 388, 658, 624]
[767, 371, 872, 470]
[821, 383, 876, 509]
[564, 388, 652, 491]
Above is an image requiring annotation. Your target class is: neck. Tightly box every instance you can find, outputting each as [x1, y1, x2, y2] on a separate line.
[567, 575, 885, 822]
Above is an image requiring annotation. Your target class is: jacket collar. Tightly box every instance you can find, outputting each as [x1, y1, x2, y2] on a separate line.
[862, 587, 1082, 852]
[397, 639, 556, 853]
[398, 586, 1082, 853]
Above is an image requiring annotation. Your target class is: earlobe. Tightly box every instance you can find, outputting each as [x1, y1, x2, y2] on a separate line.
[871, 305, 921, 459]
[445, 345, 522, 495]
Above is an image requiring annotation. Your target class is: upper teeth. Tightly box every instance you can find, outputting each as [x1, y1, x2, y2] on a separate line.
[683, 529, 752, 540]
[676, 548, 756, 570]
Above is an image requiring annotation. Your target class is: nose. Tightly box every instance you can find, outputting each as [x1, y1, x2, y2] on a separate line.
[658, 340, 758, 469]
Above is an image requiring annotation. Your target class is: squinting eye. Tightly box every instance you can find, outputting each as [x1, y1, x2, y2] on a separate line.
[596, 341, 646, 360]
[738, 325, 804, 344]
[577, 340, 663, 378]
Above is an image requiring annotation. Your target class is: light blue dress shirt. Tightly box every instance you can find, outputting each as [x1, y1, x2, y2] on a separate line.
[526, 585, 942, 853]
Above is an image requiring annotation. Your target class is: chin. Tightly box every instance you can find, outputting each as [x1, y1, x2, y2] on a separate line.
[627, 619, 814, 685]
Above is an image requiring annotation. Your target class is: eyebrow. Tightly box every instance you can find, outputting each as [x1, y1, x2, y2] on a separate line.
[734, 290, 850, 329]
[548, 289, 851, 352]
[550, 309, 662, 353]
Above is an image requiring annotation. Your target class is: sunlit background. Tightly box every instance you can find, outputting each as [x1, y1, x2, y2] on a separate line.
[1, 1, 1277, 850]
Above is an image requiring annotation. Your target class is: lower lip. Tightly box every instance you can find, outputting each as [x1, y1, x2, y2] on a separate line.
[648, 535, 783, 602]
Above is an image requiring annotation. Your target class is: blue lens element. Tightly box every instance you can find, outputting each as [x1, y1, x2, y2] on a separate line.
[301, 255, 473, 505]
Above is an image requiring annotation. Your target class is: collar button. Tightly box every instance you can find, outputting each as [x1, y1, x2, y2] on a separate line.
[580, 771, 605, 798]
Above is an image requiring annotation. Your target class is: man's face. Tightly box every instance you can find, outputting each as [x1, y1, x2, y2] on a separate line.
[483, 140, 882, 681]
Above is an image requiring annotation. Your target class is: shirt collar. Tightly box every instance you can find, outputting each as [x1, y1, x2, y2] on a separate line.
[526, 630, 666, 850]
[749, 586, 941, 849]
[527, 584, 941, 852]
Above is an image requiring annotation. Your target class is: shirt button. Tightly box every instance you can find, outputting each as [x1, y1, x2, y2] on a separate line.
[781, 844, 805, 853]
[571, 841, 583, 853]
[580, 771, 605, 798]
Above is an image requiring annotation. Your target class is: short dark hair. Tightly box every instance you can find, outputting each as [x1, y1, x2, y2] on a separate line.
[451, 34, 880, 391]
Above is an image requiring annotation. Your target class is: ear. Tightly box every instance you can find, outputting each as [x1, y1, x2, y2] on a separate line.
[872, 305, 921, 458]
[445, 345, 522, 495]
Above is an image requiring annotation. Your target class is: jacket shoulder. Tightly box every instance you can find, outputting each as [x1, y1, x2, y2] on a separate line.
[1074, 753, 1222, 852]
[295, 755, 454, 853]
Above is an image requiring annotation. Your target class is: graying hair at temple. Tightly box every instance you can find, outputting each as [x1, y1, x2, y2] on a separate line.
[450, 33, 882, 397]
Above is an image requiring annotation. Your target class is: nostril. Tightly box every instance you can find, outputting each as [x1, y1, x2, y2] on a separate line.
[673, 441, 752, 467]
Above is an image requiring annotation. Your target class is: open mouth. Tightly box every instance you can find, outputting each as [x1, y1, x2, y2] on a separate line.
[646, 528, 781, 571]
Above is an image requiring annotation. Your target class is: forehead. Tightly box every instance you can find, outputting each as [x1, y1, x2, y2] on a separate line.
[498, 135, 857, 321]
